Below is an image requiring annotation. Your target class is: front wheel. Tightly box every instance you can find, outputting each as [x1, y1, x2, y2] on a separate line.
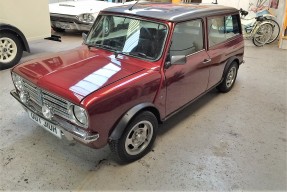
[109, 111, 158, 163]
[217, 62, 238, 93]
[0, 32, 23, 70]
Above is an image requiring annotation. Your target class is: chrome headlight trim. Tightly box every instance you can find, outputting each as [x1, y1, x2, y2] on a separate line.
[12, 72, 24, 91]
[67, 104, 88, 129]
[78, 13, 94, 23]
[73, 105, 88, 126]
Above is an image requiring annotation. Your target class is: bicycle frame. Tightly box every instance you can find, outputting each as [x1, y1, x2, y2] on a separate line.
[241, 13, 276, 40]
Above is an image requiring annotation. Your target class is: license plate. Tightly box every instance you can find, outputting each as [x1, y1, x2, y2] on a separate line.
[28, 111, 62, 139]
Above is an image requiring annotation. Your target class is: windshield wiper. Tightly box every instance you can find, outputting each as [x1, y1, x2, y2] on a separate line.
[128, 51, 153, 59]
[95, 43, 116, 51]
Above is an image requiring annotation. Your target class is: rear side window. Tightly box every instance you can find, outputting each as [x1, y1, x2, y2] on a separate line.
[208, 14, 240, 47]
[170, 19, 204, 56]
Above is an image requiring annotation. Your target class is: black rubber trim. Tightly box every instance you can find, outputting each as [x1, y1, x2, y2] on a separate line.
[0, 23, 30, 52]
[222, 56, 238, 78]
[109, 103, 155, 140]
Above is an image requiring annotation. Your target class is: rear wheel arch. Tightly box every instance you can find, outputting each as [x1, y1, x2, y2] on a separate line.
[222, 57, 239, 79]
[217, 60, 239, 93]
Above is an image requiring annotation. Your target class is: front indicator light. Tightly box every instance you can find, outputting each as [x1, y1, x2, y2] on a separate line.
[42, 105, 53, 119]
[19, 91, 29, 103]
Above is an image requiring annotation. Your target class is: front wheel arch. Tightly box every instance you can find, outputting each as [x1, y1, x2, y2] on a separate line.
[0, 25, 30, 53]
[109, 103, 161, 141]
[109, 110, 158, 162]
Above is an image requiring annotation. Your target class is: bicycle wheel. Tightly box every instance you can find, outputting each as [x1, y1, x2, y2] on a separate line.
[265, 19, 280, 44]
[252, 23, 273, 47]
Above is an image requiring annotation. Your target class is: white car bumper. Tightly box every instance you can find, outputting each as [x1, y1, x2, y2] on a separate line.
[50, 14, 93, 31]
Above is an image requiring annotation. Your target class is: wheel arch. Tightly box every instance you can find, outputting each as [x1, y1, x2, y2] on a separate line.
[0, 23, 30, 52]
[222, 57, 239, 79]
[109, 103, 162, 141]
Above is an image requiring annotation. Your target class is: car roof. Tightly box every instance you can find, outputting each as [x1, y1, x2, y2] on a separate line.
[103, 3, 239, 22]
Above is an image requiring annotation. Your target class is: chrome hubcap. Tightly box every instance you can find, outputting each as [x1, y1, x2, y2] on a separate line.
[125, 121, 153, 155]
[0, 37, 17, 63]
[226, 66, 236, 88]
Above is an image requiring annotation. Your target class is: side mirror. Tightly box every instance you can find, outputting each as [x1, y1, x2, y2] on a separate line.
[82, 32, 87, 42]
[171, 55, 186, 65]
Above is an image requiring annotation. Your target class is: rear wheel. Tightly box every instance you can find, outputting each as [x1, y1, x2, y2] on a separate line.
[217, 62, 238, 93]
[0, 32, 23, 70]
[265, 19, 280, 44]
[252, 23, 273, 47]
[109, 111, 158, 163]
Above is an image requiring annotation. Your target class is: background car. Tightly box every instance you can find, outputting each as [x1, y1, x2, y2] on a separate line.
[0, 0, 51, 70]
[49, 0, 135, 32]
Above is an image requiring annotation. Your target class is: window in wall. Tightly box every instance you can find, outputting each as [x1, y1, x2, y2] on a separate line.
[170, 19, 204, 56]
[208, 14, 240, 47]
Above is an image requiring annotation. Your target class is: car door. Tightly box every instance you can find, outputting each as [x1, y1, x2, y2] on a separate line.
[206, 14, 242, 89]
[165, 19, 211, 116]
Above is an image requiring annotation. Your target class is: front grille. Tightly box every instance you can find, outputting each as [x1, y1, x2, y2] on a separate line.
[42, 90, 70, 119]
[23, 79, 42, 106]
[50, 14, 80, 24]
[22, 80, 70, 119]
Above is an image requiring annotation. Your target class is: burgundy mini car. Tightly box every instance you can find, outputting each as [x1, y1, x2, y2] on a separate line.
[11, 3, 244, 162]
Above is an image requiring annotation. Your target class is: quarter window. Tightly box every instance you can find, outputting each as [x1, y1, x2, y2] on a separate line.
[208, 14, 240, 47]
[170, 19, 204, 56]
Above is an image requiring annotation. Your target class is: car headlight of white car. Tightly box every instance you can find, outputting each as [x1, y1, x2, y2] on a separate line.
[78, 13, 94, 23]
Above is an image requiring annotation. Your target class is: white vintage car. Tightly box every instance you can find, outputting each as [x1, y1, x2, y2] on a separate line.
[49, 0, 135, 32]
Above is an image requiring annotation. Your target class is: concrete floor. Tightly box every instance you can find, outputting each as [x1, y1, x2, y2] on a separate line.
[0, 32, 286, 191]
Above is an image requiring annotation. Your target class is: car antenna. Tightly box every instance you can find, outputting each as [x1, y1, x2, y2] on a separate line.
[129, 0, 140, 11]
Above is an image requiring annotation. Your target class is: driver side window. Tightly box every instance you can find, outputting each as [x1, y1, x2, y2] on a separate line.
[170, 19, 204, 57]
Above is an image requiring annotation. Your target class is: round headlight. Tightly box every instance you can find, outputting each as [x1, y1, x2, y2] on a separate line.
[87, 14, 94, 22]
[78, 13, 94, 23]
[73, 106, 88, 125]
[12, 73, 24, 91]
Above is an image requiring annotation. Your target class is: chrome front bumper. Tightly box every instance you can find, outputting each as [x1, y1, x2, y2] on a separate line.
[11, 90, 99, 144]
[51, 21, 92, 31]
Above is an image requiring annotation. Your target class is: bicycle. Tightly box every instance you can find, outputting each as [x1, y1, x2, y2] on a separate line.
[239, 8, 280, 47]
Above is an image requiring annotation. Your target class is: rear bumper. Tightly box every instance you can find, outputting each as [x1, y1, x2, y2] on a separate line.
[11, 90, 99, 145]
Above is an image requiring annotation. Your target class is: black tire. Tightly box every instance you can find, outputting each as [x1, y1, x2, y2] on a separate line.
[109, 111, 158, 163]
[252, 37, 264, 47]
[265, 19, 280, 44]
[0, 32, 23, 70]
[217, 62, 238, 93]
[52, 27, 65, 33]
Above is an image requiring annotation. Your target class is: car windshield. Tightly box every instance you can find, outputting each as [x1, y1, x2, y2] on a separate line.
[85, 15, 168, 60]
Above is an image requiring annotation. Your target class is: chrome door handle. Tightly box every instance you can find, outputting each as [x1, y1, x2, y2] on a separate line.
[202, 59, 211, 64]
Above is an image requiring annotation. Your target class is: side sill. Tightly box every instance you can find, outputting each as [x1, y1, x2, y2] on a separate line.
[162, 80, 222, 121]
